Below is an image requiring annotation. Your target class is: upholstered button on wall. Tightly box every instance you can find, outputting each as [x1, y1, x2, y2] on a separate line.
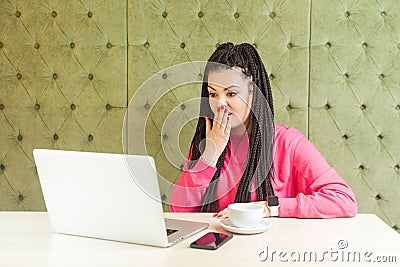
[53, 134, 59, 141]
[88, 134, 93, 141]
[34, 103, 40, 110]
[324, 103, 331, 110]
[144, 103, 150, 109]
[287, 43, 293, 49]
[379, 74, 385, 80]
[215, 43, 220, 48]
[269, 74, 275, 81]
[344, 11, 350, 18]
[162, 11, 167, 18]
[380, 11, 386, 17]
[180, 104, 185, 110]
[395, 164, 400, 172]
[0, 42, 3, 48]
[180, 42, 185, 49]
[358, 165, 365, 171]
[362, 42, 368, 48]
[360, 104, 367, 110]
[269, 12, 276, 18]
[344, 73, 349, 79]
[0, 103, 4, 110]
[162, 73, 167, 79]
[325, 42, 331, 48]
[286, 104, 292, 111]
[70, 104, 76, 110]
[51, 11, 57, 18]
[234, 12, 239, 19]
[16, 73, 22, 80]
[0, 164, 5, 171]
[106, 104, 112, 110]
[34, 43, 40, 49]
[375, 194, 382, 200]
[395, 104, 400, 111]
[198, 11, 203, 18]
[161, 194, 167, 202]
[198, 73, 203, 80]
[70, 42, 75, 49]
[18, 194, 24, 202]
[88, 73, 94, 80]
[87, 11, 93, 18]
[377, 134, 383, 140]
[144, 42, 150, 49]
[17, 134, 23, 141]
[15, 11, 21, 17]
[106, 42, 113, 49]
[53, 73, 58, 80]
[162, 134, 168, 141]
[342, 134, 348, 140]
[252, 43, 257, 49]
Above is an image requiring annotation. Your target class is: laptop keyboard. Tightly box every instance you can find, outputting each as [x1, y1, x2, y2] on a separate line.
[166, 228, 178, 236]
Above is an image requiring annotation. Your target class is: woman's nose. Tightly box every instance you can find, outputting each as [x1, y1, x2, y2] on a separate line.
[216, 96, 227, 107]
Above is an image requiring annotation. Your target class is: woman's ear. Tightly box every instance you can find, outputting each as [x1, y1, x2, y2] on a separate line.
[246, 74, 254, 93]
[248, 81, 254, 94]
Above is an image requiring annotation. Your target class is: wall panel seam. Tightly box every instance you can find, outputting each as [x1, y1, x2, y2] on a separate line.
[307, 0, 313, 139]
[126, 0, 129, 109]
[125, 0, 129, 153]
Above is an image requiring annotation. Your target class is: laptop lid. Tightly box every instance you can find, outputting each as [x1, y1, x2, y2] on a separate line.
[33, 149, 206, 247]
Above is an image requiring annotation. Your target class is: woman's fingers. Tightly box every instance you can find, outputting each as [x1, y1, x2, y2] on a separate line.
[213, 208, 230, 219]
[214, 105, 229, 130]
[214, 105, 223, 129]
[221, 106, 228, 131]
[202, 105, 230, 166]
[225, 110, 231, 134]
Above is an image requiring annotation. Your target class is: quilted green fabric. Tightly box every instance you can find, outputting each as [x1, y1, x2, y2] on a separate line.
[0, 0, 399, 232]
[0, 0, 127, 210]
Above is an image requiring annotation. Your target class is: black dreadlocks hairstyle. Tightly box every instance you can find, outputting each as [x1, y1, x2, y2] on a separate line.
[189, 42, 276, 212]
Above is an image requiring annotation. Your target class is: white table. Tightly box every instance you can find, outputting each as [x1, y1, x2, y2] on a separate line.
[0, 212, 399, 266]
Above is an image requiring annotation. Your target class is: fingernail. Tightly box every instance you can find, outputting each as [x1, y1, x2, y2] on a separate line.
[213, 213, 218, 217]
[217, 107, 220, 112]
[224, 108, 228, 113]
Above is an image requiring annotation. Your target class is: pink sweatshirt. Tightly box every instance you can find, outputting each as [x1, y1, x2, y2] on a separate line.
[170, 123, 357, 218]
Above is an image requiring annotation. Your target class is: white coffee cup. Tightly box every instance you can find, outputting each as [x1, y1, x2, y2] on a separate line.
[228, 203, 268, 228]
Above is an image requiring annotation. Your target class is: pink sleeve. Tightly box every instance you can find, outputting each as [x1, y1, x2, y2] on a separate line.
[278, 130, 358, 218]
[170, 153, 217, 212]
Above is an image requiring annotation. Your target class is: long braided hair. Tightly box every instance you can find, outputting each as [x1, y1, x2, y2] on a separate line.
[189, 42, 276, 212]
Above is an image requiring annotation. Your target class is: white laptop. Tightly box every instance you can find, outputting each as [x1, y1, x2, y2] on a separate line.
[33, 149, 208, 247]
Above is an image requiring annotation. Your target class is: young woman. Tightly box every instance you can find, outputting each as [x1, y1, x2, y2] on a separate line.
[170, 42, 357, 218]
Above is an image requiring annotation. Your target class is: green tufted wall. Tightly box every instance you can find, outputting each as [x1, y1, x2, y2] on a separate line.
[0, 0, 399, 232]
[0, 0, 127, 210]
[309, 0, 400, 232]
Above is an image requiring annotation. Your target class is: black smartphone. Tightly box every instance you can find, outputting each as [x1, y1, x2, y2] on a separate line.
[190, 232, 233, 250]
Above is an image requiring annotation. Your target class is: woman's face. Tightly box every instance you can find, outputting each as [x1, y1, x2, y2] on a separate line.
[207, 68, 253, 134]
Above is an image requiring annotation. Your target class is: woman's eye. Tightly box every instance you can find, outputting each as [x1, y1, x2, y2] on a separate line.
[208, 92, 217, 97]
[228, 92, 237, 97]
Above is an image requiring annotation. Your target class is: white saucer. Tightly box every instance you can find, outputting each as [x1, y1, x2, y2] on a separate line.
[220, 218, 272, 234]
